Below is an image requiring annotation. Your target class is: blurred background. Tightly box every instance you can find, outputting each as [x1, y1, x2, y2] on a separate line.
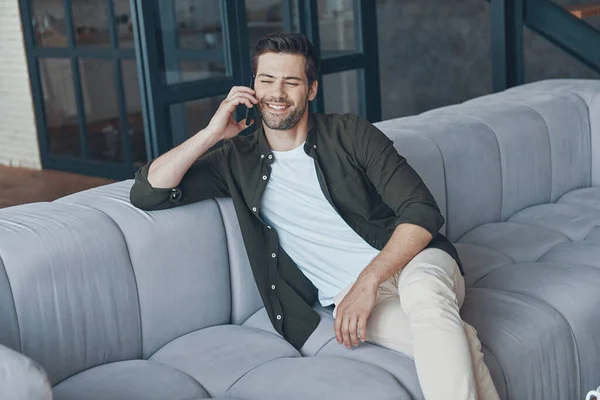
[0, 0, 598, 186]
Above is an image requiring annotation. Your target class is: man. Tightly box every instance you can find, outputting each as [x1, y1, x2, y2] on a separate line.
[130, 32, 500, 400]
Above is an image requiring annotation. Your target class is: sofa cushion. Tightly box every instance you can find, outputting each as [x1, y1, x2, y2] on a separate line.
[473, 263, 600, 396]
[0, 257, 19, 352]
[508, 203, 600, 241]
[215, 198, 263, 325]
[458, 222, 569, 263]
[539, 241, 600, 266]
[316, 337, 423, 399]
[0, 202, 141, 385]
[558, 187, 600, 210]
[464, 91, 592, 202]
[244, 306, 424, 400]
[226, 357, 411, 400]
[57, 181, 232, 359]
[425, 102, 555, 222]
[460, 288, 579, 400]
[150, 325, 299, 397]
[505, 79, 600, 187]
[454, 243, 514, 286]
[52, 360, 208, 400]
[585, 227, 600, 241]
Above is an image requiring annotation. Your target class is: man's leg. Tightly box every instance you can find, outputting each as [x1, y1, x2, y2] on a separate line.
[333, 248, 500, 399]
[392, 248, 499, 400]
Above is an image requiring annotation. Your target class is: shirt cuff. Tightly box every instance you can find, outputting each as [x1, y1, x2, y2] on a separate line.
[394, 201, 445, 238]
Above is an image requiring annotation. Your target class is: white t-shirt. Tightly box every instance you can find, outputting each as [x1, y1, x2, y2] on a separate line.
[260, 143, 380, 306]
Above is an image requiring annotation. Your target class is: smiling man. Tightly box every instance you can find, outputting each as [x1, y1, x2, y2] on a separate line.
[130, 32, 500, 400]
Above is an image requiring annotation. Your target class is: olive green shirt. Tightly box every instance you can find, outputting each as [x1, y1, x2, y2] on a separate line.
[130, 113, 462, 350]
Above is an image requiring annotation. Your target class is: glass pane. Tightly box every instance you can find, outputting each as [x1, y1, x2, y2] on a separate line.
[114, 0, 135, 48]
[323, 70, 359, 115]
[31, 0, 68, 47]
[122, 60, 147, 167]
[169, 96, 226, 141]
[39, 58, 81, 156]
[159, 0, 227, 83]
[79, 59, 122, 162]
[174, 0, 222, 49]
[318, 0, 356, 54]
[246, 0, 299, 49]
[165, 61, 226, 84]
[71, 0, 110, 47]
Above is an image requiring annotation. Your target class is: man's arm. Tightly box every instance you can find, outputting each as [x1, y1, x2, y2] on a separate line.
[334, 117, 444, 348]
[130, 86, 258, 210]
[334, 223, 431, 348]
[130, 130, 229, 211]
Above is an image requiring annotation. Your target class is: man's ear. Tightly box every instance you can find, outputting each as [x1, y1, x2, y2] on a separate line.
[308, 80, 318, 101]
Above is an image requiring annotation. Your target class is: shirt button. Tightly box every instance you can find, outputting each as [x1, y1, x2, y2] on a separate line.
[252, 207, 257, 212]
[271, 284, 276, 290]
[276, 315, 282, 320]
[313, 144, 316, 149]
[260, 154, 265, 159]
[271, 253, 276, 258]
[268, 154, 273, 160]
[262, 175, 267, 180]
[267, 225, 272, 229]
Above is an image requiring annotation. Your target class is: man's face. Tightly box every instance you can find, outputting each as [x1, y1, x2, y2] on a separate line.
[254, 53, 317, 130]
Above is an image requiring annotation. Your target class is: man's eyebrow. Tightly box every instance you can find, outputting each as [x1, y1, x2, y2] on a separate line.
[257, 74, 303, 81]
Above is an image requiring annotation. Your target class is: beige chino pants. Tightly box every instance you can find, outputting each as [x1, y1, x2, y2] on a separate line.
[333, 248, 500, 400]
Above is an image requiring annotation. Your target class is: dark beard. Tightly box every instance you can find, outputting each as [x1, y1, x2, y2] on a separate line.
[256, 97, 308, 130]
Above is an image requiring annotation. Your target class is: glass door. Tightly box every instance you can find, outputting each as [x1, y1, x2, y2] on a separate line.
[131, 0, 381, 158]
[19, 0, 149, 180]
[131, 0, 249, 157]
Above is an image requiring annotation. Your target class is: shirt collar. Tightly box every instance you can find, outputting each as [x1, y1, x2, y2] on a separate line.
[256, 113, 317, 158]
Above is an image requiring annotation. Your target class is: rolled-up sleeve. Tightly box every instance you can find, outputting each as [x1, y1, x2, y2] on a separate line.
[353, 118, 444, 237]
[130, 145, 230, 211]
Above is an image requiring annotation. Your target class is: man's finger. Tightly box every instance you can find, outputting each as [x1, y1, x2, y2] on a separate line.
[227, 86, 256, 99]
[342, 316, 352, 349]
[349, 315, 359, 347]
[229, 93, 258, 107]
[358, 316, 368, 342]
[334, 311, 343, 344]
[238, 118, 253, 129]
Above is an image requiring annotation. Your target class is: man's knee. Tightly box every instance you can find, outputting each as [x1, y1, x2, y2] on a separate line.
[398, 263, 459, 314]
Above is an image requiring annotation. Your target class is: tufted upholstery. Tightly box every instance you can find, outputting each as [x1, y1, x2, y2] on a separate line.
[0, 79, 598, 400]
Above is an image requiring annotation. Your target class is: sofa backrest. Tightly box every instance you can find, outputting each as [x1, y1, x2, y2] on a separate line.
[0, 182, 234, 384]
[54, 182, 232, 359]
[375, 79, 598, 242]
[0, 202, 142, 385]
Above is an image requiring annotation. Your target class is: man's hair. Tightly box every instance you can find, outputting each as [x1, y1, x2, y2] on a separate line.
[251, 32, 320, 85]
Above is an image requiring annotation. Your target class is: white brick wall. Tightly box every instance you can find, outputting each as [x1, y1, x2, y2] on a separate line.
[0, 0, 41, 169]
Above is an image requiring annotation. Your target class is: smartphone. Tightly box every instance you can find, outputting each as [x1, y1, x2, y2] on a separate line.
[245, 75, 255, 126]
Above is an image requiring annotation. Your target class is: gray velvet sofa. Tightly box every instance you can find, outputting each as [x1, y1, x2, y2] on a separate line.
[1, 79, 599, 400]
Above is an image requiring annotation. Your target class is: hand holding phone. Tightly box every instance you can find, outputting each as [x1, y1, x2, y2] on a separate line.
[205, 79, 258, 140]
[245, 75, 255, 126]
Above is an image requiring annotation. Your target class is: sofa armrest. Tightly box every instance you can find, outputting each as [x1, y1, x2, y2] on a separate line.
[0, 344, 52, 400]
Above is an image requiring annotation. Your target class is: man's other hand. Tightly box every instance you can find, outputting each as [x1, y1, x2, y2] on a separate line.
[334, 278, 378, 348]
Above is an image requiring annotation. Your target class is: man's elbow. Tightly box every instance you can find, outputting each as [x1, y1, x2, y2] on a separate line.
[395, 202, 445, 238]
[129, 183, 168, 211]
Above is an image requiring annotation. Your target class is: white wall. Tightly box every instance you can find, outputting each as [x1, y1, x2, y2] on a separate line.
[0, 0, 41, 169]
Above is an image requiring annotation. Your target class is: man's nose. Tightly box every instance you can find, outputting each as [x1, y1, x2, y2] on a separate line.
[270, 81, 287, 99]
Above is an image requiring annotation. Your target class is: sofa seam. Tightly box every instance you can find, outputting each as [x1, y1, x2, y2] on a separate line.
[223, 355, 300, 394]
[421, 134, 450, 239]
[0, 253, 21, 351]
[213, 198, 235, 325]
